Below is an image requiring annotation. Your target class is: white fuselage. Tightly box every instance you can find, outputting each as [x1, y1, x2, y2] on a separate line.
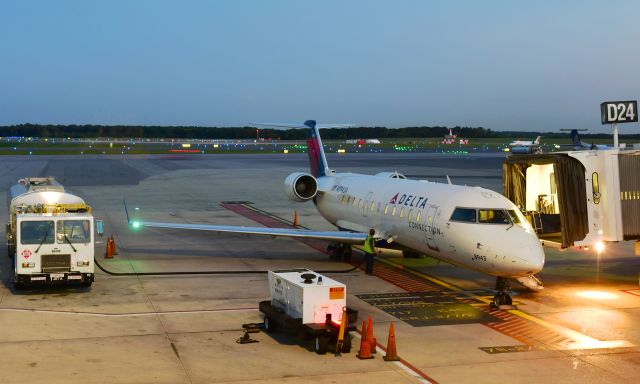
[313, 173, 545, 278]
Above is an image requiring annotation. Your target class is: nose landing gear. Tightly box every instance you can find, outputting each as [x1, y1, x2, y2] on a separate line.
[490, 277, 513, 309]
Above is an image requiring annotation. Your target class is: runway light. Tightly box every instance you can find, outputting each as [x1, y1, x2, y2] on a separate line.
[575, 291, 618, 300]
[131, 221, 141, 229]
[595, 241, 605, 253]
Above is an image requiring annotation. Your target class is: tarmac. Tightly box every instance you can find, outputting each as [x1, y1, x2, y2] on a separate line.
[0, 152, 638, 384]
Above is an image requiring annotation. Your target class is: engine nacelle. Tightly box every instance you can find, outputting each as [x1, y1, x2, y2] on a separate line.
[284, 172, 318, 202]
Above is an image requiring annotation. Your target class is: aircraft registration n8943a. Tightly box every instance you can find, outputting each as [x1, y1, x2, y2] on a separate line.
[129, 120, 545, 308]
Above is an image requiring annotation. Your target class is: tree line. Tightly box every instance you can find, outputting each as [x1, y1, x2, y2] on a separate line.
[0, 124, 636, 140]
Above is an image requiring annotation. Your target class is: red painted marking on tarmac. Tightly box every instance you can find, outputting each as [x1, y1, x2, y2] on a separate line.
[220, 203, 330, 254]
[220, 203, 572, 350]
[622, 289, 640, 297]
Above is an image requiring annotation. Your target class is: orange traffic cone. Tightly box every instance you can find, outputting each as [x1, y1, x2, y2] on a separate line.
[367, 316, 377, 354]
[110, 235, 118, 255]
[105, 237, 113, 259]
[383, 322, 400, 361]
[293, 210, 298, 226]
[357, 320, 374, 359]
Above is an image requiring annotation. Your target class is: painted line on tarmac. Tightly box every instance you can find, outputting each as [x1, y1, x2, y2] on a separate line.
[377, 257, 634, 350]
[0, 307, 258, 317]
[352, 331, 437, 384]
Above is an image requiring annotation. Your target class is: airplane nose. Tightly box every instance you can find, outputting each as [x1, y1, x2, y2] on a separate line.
[527, 242, 545, 273]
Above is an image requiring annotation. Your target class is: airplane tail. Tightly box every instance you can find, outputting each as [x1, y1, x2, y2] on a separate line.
[533, 136, 541, 145]
[570, 129, 581, 146]
[304, 120, 331, 177]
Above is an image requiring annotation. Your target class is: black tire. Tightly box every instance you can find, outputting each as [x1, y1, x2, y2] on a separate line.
[504, 294, 513, 306]
[342, 334, 352, 353]
[80, 281, 93, 288]
[314, 335, 328, 355]
[263, 316, 277, 333]
[13, 281, 25, 290]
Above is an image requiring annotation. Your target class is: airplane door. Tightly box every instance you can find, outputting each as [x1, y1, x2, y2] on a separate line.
[425, 205, 440, 251]
[363, 192, 373, 217]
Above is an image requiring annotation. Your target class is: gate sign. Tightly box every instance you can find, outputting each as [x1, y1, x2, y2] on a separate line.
[600, 101, 638, 124]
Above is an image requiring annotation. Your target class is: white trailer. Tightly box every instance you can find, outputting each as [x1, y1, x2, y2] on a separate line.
[503, 149, 640, 251]
[259, 269, 358, 354]
[6, 177, 103, 288]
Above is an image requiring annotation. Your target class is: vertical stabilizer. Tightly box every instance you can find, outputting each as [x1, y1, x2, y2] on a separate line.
[533, 136, 541, 145]
[304, 120, 330, 177]
[570, 129, 581, 146]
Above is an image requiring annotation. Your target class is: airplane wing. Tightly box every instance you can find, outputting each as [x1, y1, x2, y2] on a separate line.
[132, 220, 368, 244]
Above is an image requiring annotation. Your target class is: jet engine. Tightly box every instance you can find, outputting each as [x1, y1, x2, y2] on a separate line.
[284, 172, 318, 202]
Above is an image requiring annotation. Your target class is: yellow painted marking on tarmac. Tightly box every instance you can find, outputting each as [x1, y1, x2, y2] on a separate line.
[378, 257, 634, 350]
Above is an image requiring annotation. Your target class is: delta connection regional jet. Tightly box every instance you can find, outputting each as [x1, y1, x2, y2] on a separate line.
[130, 120, 545, 307]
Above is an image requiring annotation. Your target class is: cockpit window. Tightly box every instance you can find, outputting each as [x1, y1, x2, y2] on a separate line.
[450, 208, 476, 223]
[505, 210, 522, 224]
[478, 209, 511, 224]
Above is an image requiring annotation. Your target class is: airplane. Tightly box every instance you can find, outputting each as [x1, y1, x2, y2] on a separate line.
[508, 136, 542, 154]
[560, 129, 609, 150]
[128, 120, 545, 307]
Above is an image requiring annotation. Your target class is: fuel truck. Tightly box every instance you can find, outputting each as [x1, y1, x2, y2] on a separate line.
[6, 177, 103, 288]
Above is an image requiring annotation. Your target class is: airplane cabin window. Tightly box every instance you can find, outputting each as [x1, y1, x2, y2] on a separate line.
[392, 206, 397, 216]
[384, 204, 389, 214]
[415, 211, 421, 222]
[341, 195, 345, 204]
[478, 209, 510, 224]
[352, 197, 357, 206]
[408, 209, 413, 221]
[399, 208, 404, 218]
[450, 207, 476, 223]
[370, 202, 376, 211]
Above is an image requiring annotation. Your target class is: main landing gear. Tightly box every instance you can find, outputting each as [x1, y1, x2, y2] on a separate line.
[490, 277, 513, 309]
[328, 243, 352, 262]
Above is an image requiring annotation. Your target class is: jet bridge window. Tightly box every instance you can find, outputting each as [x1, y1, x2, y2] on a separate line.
[478, 209, 510, 224]
[57, 220, 91, 243]
[20, 220, 55, 245]
[450, 208, 476, 223]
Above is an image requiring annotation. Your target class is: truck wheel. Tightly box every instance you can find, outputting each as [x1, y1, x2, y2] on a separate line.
[342, 334, 352, 353]
[13, 281, 24, 290]
[80, 281, 93, 288]
[263, 316, 277, 333]
[314, 335, 328, 355]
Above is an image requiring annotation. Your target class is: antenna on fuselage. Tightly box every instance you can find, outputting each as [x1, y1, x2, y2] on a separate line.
[446, 175, 452, 185]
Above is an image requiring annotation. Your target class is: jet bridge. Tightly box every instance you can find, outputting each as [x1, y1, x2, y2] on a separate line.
[503, 149, 640, 249]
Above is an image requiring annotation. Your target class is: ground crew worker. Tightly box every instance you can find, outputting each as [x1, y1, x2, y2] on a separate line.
[363, 228, 376, 275]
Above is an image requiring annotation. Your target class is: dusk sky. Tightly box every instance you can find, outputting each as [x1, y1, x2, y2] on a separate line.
[2, 1, 639, 132]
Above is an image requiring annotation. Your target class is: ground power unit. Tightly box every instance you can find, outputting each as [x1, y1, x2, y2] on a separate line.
[260, 269, 358, 354]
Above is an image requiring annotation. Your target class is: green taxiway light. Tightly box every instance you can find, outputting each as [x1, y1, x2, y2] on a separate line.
[132, 221, 141, 229]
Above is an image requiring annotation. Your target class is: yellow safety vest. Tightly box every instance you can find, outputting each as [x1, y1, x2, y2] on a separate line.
[363, 235, 375, 254]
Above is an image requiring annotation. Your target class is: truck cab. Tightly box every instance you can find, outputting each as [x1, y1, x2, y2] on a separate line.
[15, 213, 98, 287]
